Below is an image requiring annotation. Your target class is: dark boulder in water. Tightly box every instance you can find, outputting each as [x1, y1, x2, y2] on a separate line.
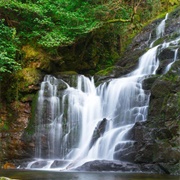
[89, 118, 108, 149]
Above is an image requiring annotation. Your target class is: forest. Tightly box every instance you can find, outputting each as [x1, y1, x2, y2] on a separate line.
[0, 0, 179, 77]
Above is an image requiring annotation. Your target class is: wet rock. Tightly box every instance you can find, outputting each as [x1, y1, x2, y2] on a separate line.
[50, 160, 70, 168]
[30, 161, 48, 168]
[142, 75, 158, 90]
[113, 118, 180, 174]
[76, 160, 141, 172]
[89, 118, 108, 149]
[158, 48, 175, 61]
[151, 80, 172, 98]
[113, 141, 136, 162]
[76, 160, 168, 174]
[115, 49, 145, 77]
[165, 8, 180, 36]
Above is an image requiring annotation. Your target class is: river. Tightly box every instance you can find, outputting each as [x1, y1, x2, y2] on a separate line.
[0, 170, 179, 180]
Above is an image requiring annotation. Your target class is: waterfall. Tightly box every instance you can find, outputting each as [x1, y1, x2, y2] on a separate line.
[156, 13, 168, 38]
[164, 48, 179, 73]
[26, 14, 179, 170]
[150, 13, 168, 47]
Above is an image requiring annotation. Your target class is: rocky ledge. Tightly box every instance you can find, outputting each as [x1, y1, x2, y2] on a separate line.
[75, 160, 171, 174]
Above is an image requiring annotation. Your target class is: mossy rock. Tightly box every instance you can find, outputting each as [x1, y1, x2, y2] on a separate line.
[150, 79, 172, 98]
[142, 75, 158, 90]
[158, 47, 177, 61]
[22, 45, 53, 72]
[20, 94, 35, 102]
[16, 68, 43, 93]
[95, 66, 114, 76]
[0, 177, 17, 180]
[163, 93, 180, 121]
[162, 66, 180, 88]
[54, 71, 79, 88]
[54, 71, 78, 76]
[152, 38, 164, 47]
[24, 92, 38, 136]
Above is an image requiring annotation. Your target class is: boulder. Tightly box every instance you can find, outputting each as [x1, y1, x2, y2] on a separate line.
[89, 118, 108, 149]
[75, 160, 168, 174]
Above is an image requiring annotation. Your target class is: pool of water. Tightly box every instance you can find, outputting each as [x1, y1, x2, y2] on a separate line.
[0, 170, 179, 180]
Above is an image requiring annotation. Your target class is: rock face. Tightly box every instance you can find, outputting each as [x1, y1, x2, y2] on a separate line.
[0, 68, 43, 167]
[89, 118, 108, 149]
[110, 7, 180, 175]
[0, 101, 34, 166]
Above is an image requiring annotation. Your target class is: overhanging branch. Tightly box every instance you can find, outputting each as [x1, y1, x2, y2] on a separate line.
[107, 18, 131, 23]
[106, 0, 143, 24]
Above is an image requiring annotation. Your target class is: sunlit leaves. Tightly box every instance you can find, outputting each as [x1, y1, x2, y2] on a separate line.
[0, 0, 102, 48]
[0, 20, 21, 74]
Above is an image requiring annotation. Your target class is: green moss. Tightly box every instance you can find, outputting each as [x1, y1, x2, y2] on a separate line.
[25, 93, 38, 135]
[177, 92, 180, 110]
[152, 38, 164, 47]
[163, 73, 179, 82]
[20, 94, 35, 102]
[55, 71, 78, 76]
[0, 118, 9, 131]
[16, 68, 42, 93]
[95, 66, 114, 76]
[22, 45, 52, 72]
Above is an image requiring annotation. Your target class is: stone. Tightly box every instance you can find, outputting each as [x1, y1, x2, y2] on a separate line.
[89, 118, 108, 149]
[75, 160, 141, 172]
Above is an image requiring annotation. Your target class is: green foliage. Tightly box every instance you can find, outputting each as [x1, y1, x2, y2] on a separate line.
[0, 0, 101, 49]
[0, 0, 178, 75]
[0, 0, 135, 51]
[95, 66, 114, 76]
[0, 118, 9, 131]
[24, 93, 38, 135]
[0, 20, 21, 75]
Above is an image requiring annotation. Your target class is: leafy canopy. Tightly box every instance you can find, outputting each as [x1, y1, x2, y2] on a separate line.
[0, 0, 134, 77]
[0, 20, 21, 75]
[0, 0, 103, 48]
[0, 0, 134, 49]
[0, 0, 178, 76]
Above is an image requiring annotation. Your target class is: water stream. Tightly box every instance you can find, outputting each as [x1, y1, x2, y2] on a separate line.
[26, 14, 179, 171]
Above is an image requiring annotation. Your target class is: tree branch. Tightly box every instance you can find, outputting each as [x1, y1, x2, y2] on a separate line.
[107, 18, 131, 23]
[131, 0, 143, 22]
[105, 0, 143, 24]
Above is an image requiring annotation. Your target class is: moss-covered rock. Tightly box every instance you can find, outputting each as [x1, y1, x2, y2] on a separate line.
[21, 45, 53, 72]
[95, 66, 115, 76]
[56, 24, 121, 74]
[16, 68, 43, 93]
[112, 7, 180, 175]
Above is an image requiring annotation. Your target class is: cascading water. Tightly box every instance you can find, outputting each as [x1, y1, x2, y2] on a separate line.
[26, 14, 179, 170]
[163, 46, 179, 74]
[150, 13, 168, 47]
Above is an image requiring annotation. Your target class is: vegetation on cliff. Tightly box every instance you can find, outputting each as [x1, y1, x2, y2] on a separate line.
[0, 0, 179, 78]
[0, 0, 178, 103]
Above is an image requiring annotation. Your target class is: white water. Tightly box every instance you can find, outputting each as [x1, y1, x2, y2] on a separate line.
[150, 13, 168, 47]
[164, 48, 179, 73]
[26, 14, 179, 170]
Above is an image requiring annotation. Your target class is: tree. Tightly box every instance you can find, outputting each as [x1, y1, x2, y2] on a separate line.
[0, 20, 21, 76]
